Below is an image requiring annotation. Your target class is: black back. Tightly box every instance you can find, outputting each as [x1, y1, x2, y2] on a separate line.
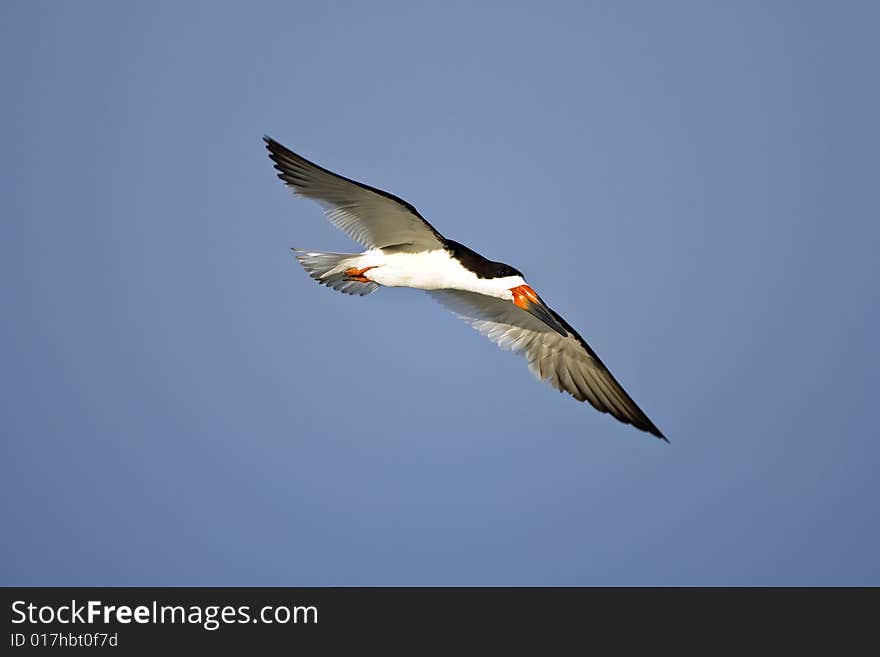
[443, 240, 523, 279]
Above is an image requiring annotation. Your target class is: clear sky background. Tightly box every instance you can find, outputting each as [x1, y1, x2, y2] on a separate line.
[2, 1, 878, 585]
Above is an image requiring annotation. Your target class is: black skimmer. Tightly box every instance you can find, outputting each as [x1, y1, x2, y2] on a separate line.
[264, 136, 666, 441]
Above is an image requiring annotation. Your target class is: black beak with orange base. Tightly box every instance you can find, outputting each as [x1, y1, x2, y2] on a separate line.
[510, 285, 568, 337]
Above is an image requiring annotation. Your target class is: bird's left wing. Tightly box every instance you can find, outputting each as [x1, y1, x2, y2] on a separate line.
[265, 137, 446, 251]
[428, 289, 666, 440]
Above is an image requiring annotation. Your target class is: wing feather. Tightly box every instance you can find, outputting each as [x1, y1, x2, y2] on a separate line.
[428, 289, 666, 440]
[264, 137, 446, 251]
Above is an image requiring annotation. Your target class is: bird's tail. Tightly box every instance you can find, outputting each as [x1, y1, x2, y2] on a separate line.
[292, 249, 380, 296]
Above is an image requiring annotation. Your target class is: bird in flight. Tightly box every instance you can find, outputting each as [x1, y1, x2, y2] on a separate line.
[264, 136, 666, 441]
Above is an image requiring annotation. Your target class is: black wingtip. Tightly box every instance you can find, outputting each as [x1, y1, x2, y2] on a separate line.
[263, 135, 286, 156]
[263, 135, 281, 152]
[650, 426, 669, 443]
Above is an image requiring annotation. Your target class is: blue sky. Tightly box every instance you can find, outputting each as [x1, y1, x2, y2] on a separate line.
[1, 1, 878, 585]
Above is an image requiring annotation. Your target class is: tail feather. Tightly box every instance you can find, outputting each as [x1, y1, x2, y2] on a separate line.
[293, 249, 380, 296]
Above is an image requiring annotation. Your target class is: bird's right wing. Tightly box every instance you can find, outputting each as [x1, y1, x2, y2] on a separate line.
[428, 289, 666, 440]
[265, 137, 446, 251]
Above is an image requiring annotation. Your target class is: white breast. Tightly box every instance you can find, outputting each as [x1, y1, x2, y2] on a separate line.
[360, 248, 523, 300]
